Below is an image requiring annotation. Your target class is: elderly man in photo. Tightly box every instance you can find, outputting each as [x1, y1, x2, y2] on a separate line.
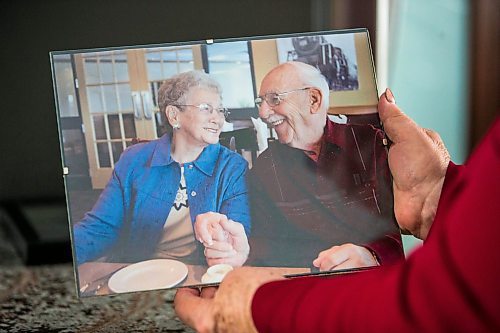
[246, 61, 404, 270]
[195, 61, 403, 270]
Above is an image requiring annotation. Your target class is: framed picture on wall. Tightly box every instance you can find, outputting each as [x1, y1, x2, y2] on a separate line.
[276, 33, 360, 92]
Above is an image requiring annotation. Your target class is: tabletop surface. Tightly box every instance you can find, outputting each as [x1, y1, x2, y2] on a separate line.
[0, 262, 317, 332]
[0, 263, 195, 332]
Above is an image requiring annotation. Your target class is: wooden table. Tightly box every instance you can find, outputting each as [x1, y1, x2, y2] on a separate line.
[77, 261, 310, 296]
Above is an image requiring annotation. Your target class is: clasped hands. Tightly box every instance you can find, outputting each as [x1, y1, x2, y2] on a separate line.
[194, 212, 250, 267]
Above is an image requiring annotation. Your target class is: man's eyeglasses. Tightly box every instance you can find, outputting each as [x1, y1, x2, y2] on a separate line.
[173, 103, 230, 118]
[254, 87, 311, 108]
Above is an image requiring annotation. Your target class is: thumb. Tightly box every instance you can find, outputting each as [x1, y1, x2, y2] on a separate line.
[220, 219, 246, 237]
[220, 219, 249, 253]
[378, 88, 420, 144]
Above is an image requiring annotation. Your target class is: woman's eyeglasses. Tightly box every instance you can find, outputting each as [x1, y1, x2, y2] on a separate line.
[173, 103, 230, 118]
[254, 87, 311, 108]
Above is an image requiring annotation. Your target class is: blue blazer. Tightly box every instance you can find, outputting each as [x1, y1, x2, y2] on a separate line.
[73, 134, 250, 264]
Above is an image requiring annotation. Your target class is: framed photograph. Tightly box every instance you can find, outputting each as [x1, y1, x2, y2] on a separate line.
[51, 28, 402, 297]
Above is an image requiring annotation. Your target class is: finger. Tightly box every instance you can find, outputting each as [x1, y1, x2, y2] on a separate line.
[194, 215, 213, 245]
[312, 253, 328, 268]
[331, 259, 358, 271]
[174, 288, 215, 332]
[220, 219, 246, 237]
[200, 286, 218, 299]
[205, 247, 237, 259]
[205, 240, 234, 252]
[378, 88, 420, 144]
[316, 246, 339, 258]
[195, 212, 225, 246]
[174, 288, 202, 327]
[313, 246, 339, 267]
[210, 223, 227, 242]
[176, 287, 201, 298]
[319, 249, 349, 271]
[207, 257, 231, 266]
[312, 257, 321, 268]
[220, 219, 250, 253]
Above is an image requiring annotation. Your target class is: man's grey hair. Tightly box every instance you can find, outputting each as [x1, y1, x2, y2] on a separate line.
[157, 70, 222, 113]
[286, 61, 330, 110]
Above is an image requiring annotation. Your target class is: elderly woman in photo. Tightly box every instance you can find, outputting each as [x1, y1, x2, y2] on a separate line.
[73, 71, 250, 269]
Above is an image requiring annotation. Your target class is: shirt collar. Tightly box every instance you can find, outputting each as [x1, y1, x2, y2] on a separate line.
[322, 117, 346, 148]
[151, 134, 175, 167]
[150, 134, 220, 176]
[192, 143, 220, 176]
[316, 118, 345, 167]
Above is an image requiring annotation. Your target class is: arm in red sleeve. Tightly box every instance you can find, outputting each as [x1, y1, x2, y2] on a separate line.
[252, 118, 500, 333]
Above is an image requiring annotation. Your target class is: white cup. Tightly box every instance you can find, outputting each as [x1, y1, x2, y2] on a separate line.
[201, 264, 233, 284]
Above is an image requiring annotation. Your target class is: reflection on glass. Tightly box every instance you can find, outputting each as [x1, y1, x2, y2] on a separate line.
[61, 129, 88, 174]
[53, 54, 79, 117]
[96, 142, 111, 168]
[206, 41, 254, 108]
[93, 115, 106, 140]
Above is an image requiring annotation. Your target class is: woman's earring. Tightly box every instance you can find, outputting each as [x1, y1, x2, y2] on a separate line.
[173, 123, 181, 130]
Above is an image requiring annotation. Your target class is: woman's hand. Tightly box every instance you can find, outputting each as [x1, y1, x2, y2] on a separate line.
[194, 212, 250, 267]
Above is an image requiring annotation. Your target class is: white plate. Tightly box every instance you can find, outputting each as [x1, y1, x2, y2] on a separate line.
[108, 259, 188, 293]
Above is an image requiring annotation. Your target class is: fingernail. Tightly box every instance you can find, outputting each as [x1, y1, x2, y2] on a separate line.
[385, 88, 396, 104]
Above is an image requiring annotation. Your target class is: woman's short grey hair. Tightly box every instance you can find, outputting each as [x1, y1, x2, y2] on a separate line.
[157, 70, 222, 113]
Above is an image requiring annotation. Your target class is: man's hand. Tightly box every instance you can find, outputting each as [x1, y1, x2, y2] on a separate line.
[312, 243, 378, 271]
[379, 89, 450, 240]
[194, 212, 250, 267]
[175, 267, 284, 333]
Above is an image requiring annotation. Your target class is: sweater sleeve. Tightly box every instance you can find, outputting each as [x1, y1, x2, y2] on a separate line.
[252, 119, 500, 333]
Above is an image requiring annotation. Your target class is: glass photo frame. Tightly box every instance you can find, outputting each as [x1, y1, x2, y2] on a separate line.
[50, 28, 401, 297]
